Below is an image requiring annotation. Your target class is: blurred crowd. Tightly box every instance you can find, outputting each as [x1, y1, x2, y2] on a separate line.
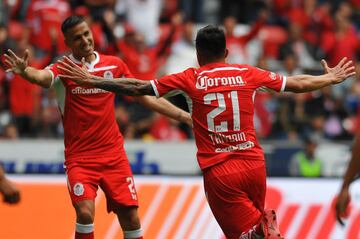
[0, 0, 359, 142]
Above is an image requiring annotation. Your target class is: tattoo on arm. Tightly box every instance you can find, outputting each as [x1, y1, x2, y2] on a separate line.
[93, 77, 155, 96]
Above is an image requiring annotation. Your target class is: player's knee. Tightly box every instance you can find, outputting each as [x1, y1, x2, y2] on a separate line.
[75, 204, 94, 224]
[116, 206, 140, 229]
[76, 208, 94, 223]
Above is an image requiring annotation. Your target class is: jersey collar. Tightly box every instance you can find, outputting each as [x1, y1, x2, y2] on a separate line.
[69, 51, 100, 71]
[200, 62, 228, 70]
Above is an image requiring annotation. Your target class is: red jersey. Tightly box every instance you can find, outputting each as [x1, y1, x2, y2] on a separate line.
[47, 52, 132, 160]
[151, 62, 286, 169]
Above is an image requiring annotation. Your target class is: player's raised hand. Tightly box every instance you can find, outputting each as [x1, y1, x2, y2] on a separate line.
[321, 57, 356, 85]
[57, 56, 94, 86]
[3, 49, 29, 75]
[335, 188, 351, 226]
[0, 177, 20, 204]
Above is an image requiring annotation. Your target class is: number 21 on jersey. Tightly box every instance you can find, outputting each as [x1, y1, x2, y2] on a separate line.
[204, 90, 240, 132]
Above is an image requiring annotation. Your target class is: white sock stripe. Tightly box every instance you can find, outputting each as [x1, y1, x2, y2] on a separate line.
[123, 228, 143, 238]
[75, 223, 94, 234]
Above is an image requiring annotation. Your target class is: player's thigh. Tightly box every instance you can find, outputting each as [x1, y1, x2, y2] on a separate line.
[65, 161, 101, 204]
[100, 156, 139, 212]
[203, 162, 266, 237]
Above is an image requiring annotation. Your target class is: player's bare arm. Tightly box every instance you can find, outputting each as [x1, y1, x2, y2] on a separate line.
[285, 57, 355, 93]
[0, 165, 20, 204]
[58, 57, 192, 126]
[135, 96, 192, 127]
[335, 130, 360, 225]
[3, 49, 53, 88]
[58, 56, 154, 96]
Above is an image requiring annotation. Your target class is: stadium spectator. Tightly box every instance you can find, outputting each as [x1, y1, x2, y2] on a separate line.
[279, 22, 322, 71]
[2, 122, 18, 140]
[165, 20, 197, 74]
[3, 15, 191, 239]
[223, 9, 268, 65]
[24, 0, 71, 57]
[320, 4, 359, 68]
[57, 25, 355, 239]
[116, 14, 182, 138]
[40, 88, 63, 138]
[0, 164, 20, 204]
[117, 13, 180, 80]
[289, 135, 323, 177]
[115, 0, 162, 46]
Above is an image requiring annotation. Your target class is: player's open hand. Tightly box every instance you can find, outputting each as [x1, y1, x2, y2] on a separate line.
[57, 56, 94, 86]
[3, 49, 29, 75]
[0, 178, 20, 204]
[321, 57, 355, 85]
[335, 187, 351, 226]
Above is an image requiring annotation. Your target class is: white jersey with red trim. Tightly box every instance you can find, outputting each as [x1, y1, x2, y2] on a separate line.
[47, 52, 132, 160]
[151, 62, 286, 170]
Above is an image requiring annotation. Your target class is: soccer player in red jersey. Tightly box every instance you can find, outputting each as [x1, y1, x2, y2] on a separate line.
[0, 164, 20, 204]
[57, 25, 355, 239]
[3, 16, 191, 239]
[335, 129, 360, 225]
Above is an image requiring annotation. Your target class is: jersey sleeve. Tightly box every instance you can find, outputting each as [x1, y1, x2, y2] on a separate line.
[45, 62, 60, 87]
[247, 65, 287, 92]
[150, 68, 193, 98]
[117, 58, 134, 78]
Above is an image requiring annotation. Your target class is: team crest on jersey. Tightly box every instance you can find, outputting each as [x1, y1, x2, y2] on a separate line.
[104, 70, 113, 79]
[269, 72, 277, 80]
[73, 183, 84, 196]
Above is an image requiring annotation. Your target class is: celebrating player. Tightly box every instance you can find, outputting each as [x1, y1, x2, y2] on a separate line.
[0, 164, 20, 204]
[57, 25, 355, 239]
[335, 129, 360, 225]
[3, 15, 191, 239]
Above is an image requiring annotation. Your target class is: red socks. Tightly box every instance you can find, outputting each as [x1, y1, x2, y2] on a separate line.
[75, 231, 94, 239]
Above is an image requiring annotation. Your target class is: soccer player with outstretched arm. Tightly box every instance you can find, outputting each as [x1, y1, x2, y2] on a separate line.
[3, 15, 191, 239]
[57, 25, 355, 239]
[0, 164, 20, 204]
[335, 129, 360, 226]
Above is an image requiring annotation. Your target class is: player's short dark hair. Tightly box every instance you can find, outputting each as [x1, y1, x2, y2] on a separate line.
[195, 25, 226, 59]
[61, 15, 85, 35]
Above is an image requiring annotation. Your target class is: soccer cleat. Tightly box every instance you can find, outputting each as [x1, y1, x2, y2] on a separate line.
[261, 209, 284, 239]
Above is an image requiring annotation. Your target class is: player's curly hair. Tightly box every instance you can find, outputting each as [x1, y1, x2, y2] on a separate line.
[195, 25, 226, 60]
[61, 15, 85, 35]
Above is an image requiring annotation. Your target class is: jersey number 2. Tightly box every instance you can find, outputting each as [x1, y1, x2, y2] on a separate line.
[204, 91, 240, 132]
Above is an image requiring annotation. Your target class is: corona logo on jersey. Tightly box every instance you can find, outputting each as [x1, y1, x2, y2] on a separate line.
[71, 86, 109, 95]
[195, 75, 246, 90]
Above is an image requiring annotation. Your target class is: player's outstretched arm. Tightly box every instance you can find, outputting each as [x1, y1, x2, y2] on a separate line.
[58, 56, 155, 96]
[58, 57, 192, 126]
[0, 165, 20, 204]
[285, 57, 355, 93]
[335, 130, 360, 225]
[136, 96, 192, 126]
[3, 49, 53, 88]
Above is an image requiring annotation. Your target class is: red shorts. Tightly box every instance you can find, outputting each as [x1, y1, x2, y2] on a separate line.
[64, 153, 138, 212]
[203, 159, 266, 239]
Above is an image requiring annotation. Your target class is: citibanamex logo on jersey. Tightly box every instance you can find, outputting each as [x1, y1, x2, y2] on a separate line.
[195, 75, 245, 90]
[104, 70, 113, 79]
[73, 183, 84, 196]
